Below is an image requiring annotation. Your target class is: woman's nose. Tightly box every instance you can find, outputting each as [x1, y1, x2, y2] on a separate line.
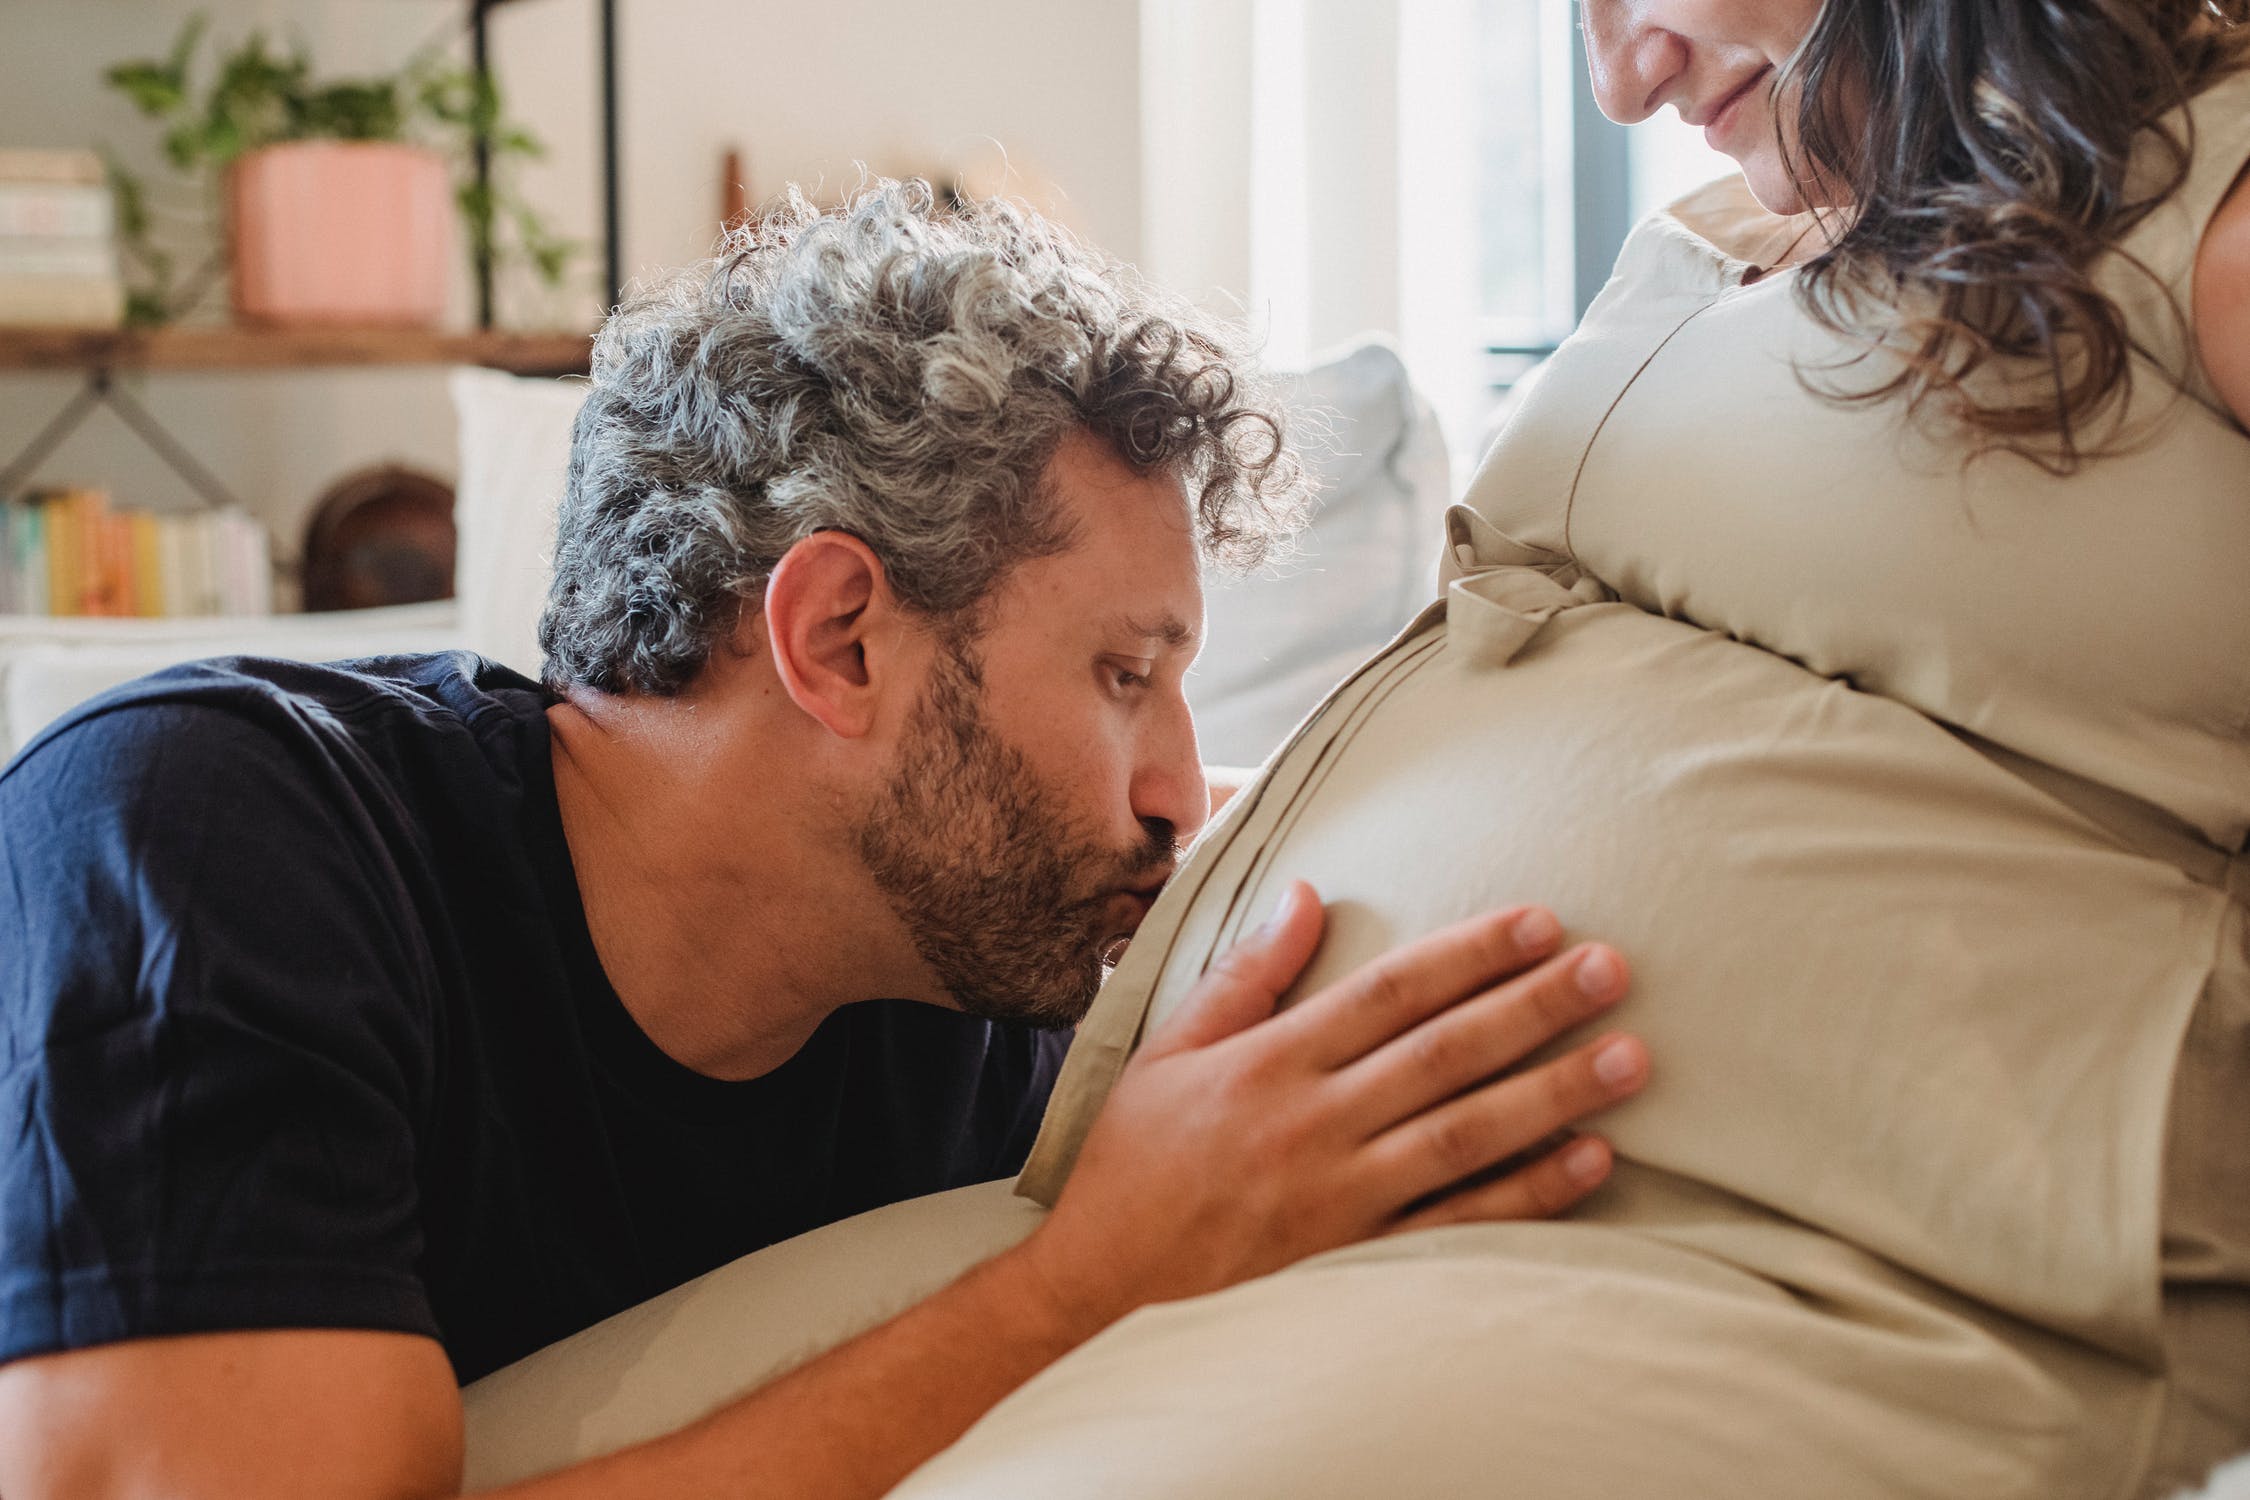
[1581, 0, 1692, 125]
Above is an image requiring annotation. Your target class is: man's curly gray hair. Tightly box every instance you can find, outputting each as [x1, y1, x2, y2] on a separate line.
[540, 179, 1309, 695]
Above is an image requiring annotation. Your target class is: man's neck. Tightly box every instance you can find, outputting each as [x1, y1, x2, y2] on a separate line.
[545, 688, 921, 1082]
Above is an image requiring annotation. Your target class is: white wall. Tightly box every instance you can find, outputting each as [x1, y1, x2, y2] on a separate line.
[0, 0, 1144, 574]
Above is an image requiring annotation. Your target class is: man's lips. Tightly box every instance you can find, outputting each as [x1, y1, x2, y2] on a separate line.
[1102, 870, 1174, 950]
[1111, 886, 1160, 928]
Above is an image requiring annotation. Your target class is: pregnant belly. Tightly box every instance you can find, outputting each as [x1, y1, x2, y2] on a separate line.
[1059, 575, 2226, 1363]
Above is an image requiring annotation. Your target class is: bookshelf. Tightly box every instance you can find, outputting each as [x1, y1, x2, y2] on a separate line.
[0, 326, 591, 376]
[0, 0, 619, 620]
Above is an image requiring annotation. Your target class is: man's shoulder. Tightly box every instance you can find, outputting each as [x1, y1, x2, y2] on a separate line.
[0, 651, 561, 967]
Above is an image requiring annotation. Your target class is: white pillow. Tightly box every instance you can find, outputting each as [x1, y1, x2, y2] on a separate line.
[449, 366, 589, 679]
[1188, 338, 1452, 767]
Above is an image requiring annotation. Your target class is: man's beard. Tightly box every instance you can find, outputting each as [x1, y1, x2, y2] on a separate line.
[854, 642, 1176, 1029]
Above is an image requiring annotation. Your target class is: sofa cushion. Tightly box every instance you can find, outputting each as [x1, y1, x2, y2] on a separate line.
[450, 366, 589, 679]
[0, 601, 460, 763]
[1191, 338, 1452, 766]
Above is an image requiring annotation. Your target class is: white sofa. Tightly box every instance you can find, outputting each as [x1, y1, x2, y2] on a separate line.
[0, 366, 584, 764]
[0, 342, 1452, 769]
[0, 604, 462, 762]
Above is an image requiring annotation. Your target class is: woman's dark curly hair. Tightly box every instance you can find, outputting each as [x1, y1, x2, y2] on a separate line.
[1774, 0, 2248, 469]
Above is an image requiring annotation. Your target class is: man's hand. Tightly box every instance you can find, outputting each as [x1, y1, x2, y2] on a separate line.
[1020, 881, 1647, 1324]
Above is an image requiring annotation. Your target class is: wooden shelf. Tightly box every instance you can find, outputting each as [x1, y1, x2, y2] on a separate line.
[0, 325, 592, 376]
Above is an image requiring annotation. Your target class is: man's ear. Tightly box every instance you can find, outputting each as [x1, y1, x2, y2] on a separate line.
[760, 531, 900, 740]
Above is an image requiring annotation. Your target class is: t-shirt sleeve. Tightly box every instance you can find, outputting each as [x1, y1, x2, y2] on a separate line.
[0, 700, 441, 1365]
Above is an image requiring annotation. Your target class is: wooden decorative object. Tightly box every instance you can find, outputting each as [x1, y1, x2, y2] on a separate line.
[721, 146, 750, 233]
[299, 465, 456, 612]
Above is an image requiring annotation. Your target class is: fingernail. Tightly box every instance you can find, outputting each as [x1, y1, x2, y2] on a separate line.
[1563, 1137, 1610, 1183]
[1594, 1037, 1643, 1087]
[1253, 884, 1301, 942]
[1576, 946, 1622, 999]
[1512, 907, 1560, 950]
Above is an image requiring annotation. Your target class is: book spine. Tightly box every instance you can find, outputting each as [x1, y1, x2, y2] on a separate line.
[185, 511, 217, 616]
[213, 508, 271, 616]
[129, 510, 161, 618]
[0, 274, 125, 329]
[246, 515, 273, 615]
[0, 505, 16, 615]
[20, 503, 46, 616]
[77, 492, 111, 616]
[105, 511, 136, 617]
[43, 492, 78, 617]
[0, 183, 114, 240]
[0, 239, 122, 277]
[0, 149, 106, 186]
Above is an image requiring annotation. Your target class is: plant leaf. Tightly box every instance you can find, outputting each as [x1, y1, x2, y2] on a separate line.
[104, 64, 186, 118]
[123, 289, 171, 328]
[102, 152, 151, 239]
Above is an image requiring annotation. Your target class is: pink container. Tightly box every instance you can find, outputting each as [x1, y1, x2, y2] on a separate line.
[229, 141, 453, 326]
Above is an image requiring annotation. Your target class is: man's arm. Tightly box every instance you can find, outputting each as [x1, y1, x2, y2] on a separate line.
[0, 886, 1648, 1500]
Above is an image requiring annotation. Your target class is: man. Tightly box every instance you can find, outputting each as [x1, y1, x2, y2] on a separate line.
[0, 183, 1648, 1499]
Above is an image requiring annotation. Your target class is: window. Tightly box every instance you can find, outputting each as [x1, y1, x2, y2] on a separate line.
[1470, 0, 1737, 355]
[1136, 0, 1742, 469]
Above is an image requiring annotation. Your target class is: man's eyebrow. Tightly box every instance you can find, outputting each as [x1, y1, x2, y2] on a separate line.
[1107, 611, 1198, 650]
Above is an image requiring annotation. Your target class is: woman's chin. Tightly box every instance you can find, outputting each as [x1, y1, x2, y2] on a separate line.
[1738, 158, 1813, 216]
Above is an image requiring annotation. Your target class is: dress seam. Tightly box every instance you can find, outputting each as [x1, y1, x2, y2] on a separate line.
[1561, 296, 1727, 565]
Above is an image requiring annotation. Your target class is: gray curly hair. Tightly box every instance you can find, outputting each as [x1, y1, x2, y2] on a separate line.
[540, 179, 1310, 695]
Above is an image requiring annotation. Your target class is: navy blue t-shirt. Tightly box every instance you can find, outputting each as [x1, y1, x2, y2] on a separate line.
[0, 653, 1066, 1382]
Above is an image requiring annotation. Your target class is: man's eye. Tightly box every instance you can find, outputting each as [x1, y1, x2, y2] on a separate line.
[1106, 663, 1151, 692]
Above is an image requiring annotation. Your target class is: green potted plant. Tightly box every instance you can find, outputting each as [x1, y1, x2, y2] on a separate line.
[104, 16, 573, 328]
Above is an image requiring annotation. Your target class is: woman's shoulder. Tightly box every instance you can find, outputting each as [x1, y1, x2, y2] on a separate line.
[2190, 161, 2250, 427]
[1648, 175, 1831, 277]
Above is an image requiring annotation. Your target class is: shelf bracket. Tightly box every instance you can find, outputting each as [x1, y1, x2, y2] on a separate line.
[0, 367, 248, 512]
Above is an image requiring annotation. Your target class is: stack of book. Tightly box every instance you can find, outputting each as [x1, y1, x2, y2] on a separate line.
[1, 490, 274, 618]
[0, 149, 125, 328]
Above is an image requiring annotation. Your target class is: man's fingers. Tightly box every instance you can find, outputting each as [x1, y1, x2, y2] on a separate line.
[1141, 881, 1326, 1057]
[1358, 1031, 1650, 1207]
[1331, 943, 1630, 1135]
[1387, 1135, 1615, 1236]
[1270, 905, 1568, 1070]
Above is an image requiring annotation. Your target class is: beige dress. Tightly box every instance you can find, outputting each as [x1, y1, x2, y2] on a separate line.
[977, 71, 2250, 1500]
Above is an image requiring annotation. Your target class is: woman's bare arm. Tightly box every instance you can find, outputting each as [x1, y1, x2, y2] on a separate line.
[2192, 163, 2250, 427]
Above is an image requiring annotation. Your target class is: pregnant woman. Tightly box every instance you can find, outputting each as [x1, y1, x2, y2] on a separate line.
[912, 3, 2250, 1498]
[460, 4, 2248, 1496]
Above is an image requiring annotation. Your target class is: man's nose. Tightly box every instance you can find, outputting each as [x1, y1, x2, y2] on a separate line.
[1132, 694, 1208, 848]
[1582, 0, 1690, 125]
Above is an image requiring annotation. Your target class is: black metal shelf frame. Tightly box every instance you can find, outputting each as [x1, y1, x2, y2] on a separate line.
[471, 0, 624, 327]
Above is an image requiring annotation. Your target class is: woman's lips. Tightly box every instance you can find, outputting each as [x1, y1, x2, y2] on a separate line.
[1703, 66, 1771, 148]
